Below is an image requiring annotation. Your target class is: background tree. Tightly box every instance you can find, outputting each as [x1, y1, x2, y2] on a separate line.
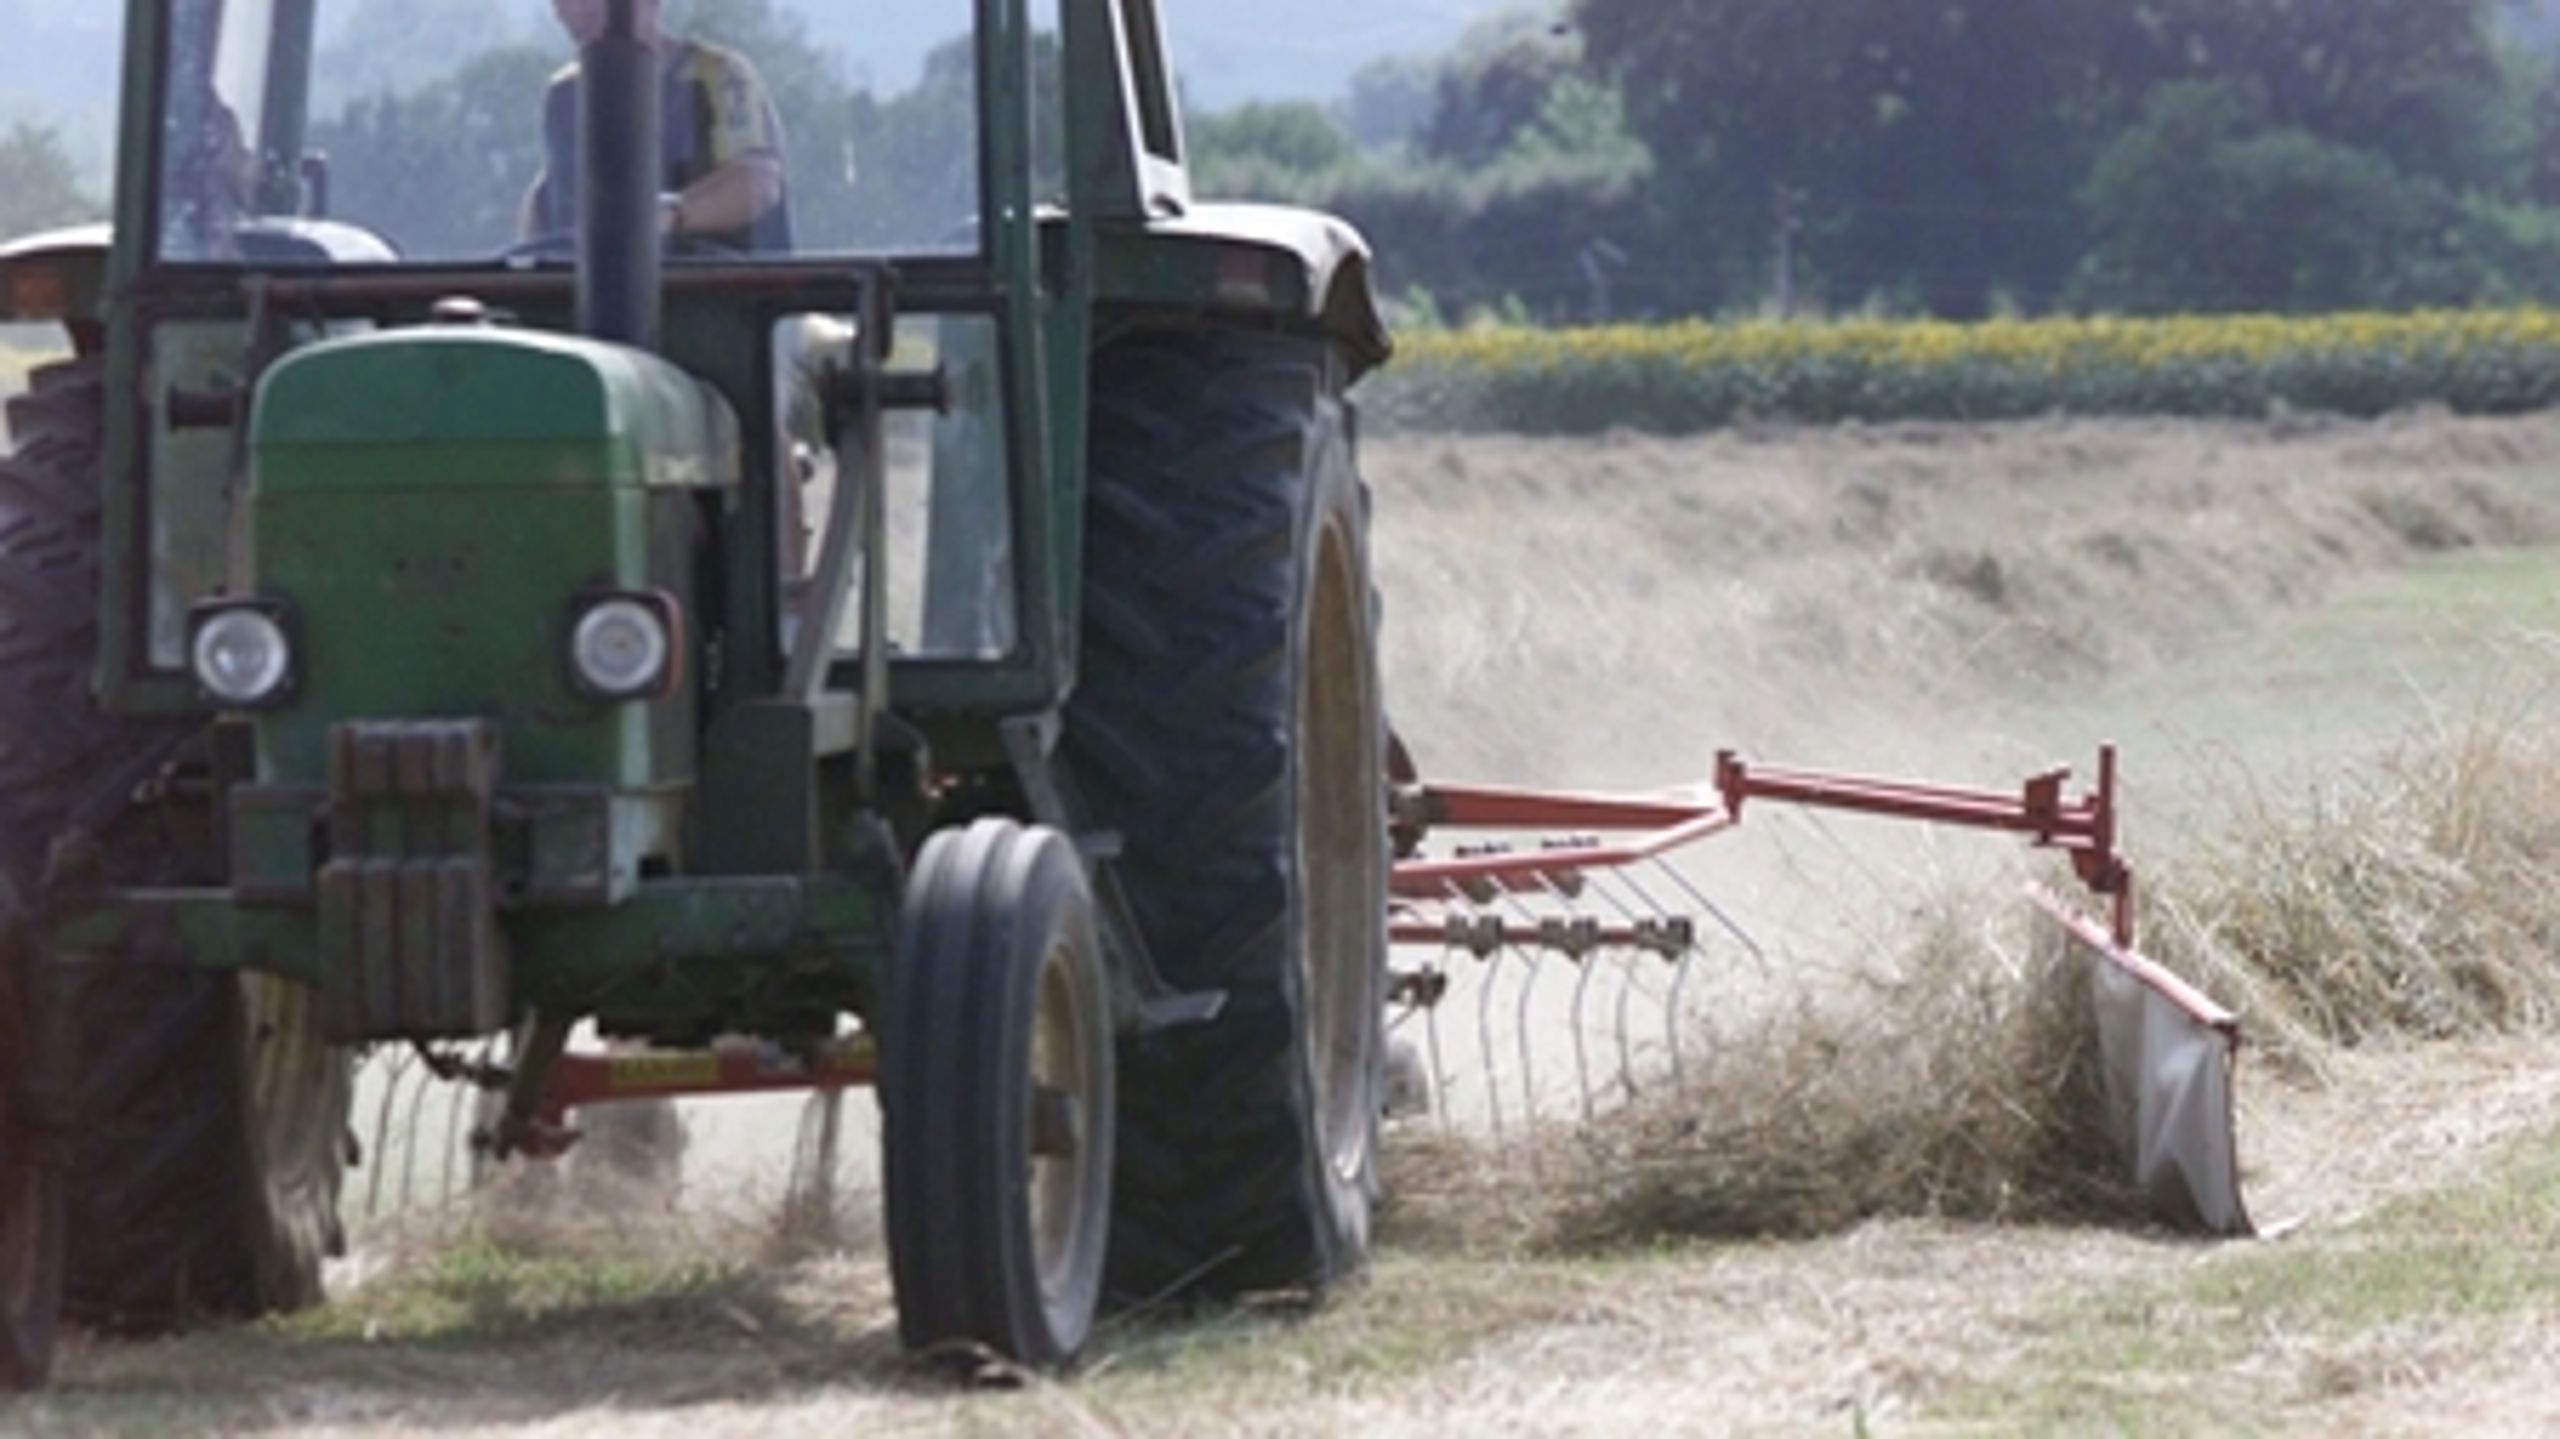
[1578, 0, 2152, 316]
[0, 123, 97, 238]
[2072, 81, 2464, 313]
[2135, 0, 2521, 188]
[309, 46, 558, 257]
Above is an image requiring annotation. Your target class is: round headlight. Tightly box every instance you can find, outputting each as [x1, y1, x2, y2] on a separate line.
[191, 607, 294, 706]
[570, 598, 672, 698]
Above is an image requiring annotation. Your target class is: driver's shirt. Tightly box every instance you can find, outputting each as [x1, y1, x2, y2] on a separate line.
[532, 38, 793, 254]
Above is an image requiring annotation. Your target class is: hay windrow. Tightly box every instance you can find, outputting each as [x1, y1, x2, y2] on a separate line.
[2153, 713, 2560, 1065]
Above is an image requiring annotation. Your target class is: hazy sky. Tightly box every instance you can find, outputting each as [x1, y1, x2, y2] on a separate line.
[0, 0, 1518, 146]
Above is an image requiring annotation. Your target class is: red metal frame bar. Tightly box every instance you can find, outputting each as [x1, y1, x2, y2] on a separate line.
[1717, 745, 2132, 946]
[1390, 745, 2137, 948]
[520, 1039, 877, 1151]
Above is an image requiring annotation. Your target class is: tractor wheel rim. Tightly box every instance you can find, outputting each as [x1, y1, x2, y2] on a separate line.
[1301, 520, 1378, 1187]
[1028, 939, 1095, 1302]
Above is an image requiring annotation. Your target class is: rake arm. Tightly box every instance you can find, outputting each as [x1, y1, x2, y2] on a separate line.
[1392, 745, 2137, 947]
[1714, 743, 2137, 947]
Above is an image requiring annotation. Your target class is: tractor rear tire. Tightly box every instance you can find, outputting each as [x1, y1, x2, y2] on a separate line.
[0, 358, 349, 1346]
[0, 880, 65, 1392]
[1066, 329, 1389, 1304]
[883, 818, 1115, 1365]
[63, 969, 348, 1331]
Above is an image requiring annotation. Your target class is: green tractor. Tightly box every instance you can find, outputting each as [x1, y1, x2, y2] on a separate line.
[0, 0, 1394, 1385]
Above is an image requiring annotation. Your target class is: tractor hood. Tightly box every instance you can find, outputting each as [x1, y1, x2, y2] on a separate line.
[242, 323, 734, 791]
[254, 326, 740, 491]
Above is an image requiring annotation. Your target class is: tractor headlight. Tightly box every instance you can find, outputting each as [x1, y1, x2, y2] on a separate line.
[568, 592, 678, 700]
[188, 602, 296, 708]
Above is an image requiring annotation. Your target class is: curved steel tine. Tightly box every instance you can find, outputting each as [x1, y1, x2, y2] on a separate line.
[1519, 869, 1604, 1125]
[1615, 942, 1641, 1105]
[1425, 956, 1451, 1133]
[1665, 930, 1699, 1091]
[364, 1047, 411, 1221]
[1571, 937, 1599, 1123]
[1569, 869, 1654, 1104]
[441, 1073, 469, 1206]
[1652, 856, 1769, 976]
[1512, 940, 1541, 1137]
[471, 1037, 503, 1192]
[1497, 881, 1561, 1136]
[1476, 942, 1506, 1140]
[399, 1052, 435, 1213]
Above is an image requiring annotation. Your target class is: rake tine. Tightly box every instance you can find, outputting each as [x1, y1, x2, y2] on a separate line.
[467, 1038, 500, 1192]
[1614, 944, 1641, 1105]
[1497, 884, 1561, 1135]
[1652, 857, 1770, 976]
[1424, 962, 1451, 1133]
[1571, 940, 1599, 1124]
[1512, 941, 1541, 1135]
[400, 1054, 436, 1211]
[1665, 933, 1694, 1090]
[365, 1047, 411, 1221]
[1575, 870, 1654, 1089]
[442, 1074, 469, 1206]
[1476, 942, 1506, 1139]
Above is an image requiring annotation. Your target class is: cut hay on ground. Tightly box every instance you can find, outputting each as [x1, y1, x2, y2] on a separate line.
[1387, 895, 2140, 1254]
[2154, 713, 2560, 1065]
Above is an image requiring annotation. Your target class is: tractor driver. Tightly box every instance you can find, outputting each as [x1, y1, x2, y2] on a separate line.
[521, 0, 795, 254]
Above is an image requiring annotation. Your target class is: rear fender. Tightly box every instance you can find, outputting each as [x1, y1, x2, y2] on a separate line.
[0, 224, 112, 352]
[1097, 203, 1393, 380]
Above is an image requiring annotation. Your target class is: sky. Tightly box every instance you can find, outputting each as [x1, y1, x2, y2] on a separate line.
[0, 0, 1521, 175]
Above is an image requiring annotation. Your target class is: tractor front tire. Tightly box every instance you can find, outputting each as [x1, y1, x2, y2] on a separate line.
[883, 818, 1115, 1365]
[1067, 329, 1390, 1305]
[0, 358, 349, 1347]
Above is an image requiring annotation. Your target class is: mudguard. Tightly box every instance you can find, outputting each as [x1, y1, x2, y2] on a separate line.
[0, 224, 111, 337]
[1097, 202, 1393, 379]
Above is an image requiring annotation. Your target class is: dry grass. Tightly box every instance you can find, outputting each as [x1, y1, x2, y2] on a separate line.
[1367, 413, 2560, 792]
[2149, 712, 2560, 1066]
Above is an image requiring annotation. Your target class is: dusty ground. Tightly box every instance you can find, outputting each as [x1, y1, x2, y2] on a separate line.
[12, 408, 2560, 1434]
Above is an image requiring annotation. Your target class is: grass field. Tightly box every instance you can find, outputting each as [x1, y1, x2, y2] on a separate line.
[11, 412, 2560, 1435]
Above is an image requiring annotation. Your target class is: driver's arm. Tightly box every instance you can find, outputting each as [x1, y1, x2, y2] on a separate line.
[666, 46, 786, 241]
[664, 152, 782, 238]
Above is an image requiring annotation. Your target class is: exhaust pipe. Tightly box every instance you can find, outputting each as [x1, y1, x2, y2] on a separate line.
[577, 0, 659, 349]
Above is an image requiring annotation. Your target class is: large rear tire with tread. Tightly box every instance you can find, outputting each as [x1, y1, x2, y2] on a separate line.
[0, 881, 66, 1392]
[0, 358, 349, 1351]
[63, 969, 348, 1331]
[1066, 329, 1389, 1304]
[883, 818, 1115, 1365]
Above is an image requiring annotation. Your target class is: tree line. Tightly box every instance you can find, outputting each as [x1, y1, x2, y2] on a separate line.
[9, 0, 2560, 324]
[1202, 0, 2560, 322]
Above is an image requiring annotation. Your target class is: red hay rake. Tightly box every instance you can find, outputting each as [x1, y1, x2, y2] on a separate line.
[1386, 745, 2249, 1234]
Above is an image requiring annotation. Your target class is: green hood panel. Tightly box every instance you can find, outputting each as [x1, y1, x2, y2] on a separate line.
[253, 327, 740, 491]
